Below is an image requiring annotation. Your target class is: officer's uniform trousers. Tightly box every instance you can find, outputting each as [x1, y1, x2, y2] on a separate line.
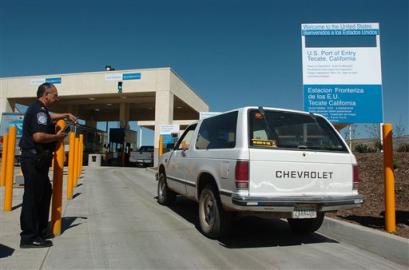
[20, 151, 52, 242]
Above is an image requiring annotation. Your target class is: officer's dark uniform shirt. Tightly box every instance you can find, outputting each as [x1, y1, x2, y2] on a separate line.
[19, 100, 55, 152]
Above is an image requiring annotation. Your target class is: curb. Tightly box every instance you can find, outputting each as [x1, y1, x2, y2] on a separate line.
[318, 217, 409, 266]
[146, 167, 158, 175]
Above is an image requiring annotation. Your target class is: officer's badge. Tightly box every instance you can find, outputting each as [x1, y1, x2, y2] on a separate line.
[37, 112, 48, 125]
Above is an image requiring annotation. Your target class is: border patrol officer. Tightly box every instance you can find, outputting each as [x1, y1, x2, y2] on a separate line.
[19, 83, 76, 248]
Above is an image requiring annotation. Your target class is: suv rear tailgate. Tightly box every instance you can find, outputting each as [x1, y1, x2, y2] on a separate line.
[249, 149, 355, 197]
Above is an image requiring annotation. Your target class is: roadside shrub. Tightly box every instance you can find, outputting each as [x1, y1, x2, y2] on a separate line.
[373, 140, 383, 151]
[397, 143, 409, 152]
[354, 143, 377, 153]
[393, 159, 401, 169]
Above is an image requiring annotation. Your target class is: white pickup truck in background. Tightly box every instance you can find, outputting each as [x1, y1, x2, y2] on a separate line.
[157, 106, 364, 238]
[129, 146, 154, 167]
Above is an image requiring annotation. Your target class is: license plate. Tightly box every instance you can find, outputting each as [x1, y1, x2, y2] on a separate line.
[292, 207, 317, 219]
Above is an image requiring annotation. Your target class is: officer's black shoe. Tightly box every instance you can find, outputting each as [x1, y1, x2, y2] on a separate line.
[41, 232, 55, 239]
[20, 238, 53, 248]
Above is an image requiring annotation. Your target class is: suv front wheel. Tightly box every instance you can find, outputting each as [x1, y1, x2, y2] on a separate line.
[198, 185, 231, 238]
[157, 172, 176, 205]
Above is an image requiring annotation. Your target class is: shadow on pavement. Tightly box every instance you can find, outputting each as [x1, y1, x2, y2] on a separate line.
[0, 243, 14, 258]
[393, 210, 409, 225]
[219, 217, 337, 249]
[12, 203, 23, 211]
[166, 197, 338, 248]
[341, 210, 409, 229]
[61, 216, 88, 234]
[168, 197, 199, 226]
[341, 215, 384, 229]
[72, 192, 82, 199]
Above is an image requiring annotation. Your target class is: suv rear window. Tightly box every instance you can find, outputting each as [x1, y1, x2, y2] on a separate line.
[248, 109, 348, 152]
[196, 111, 238, 149]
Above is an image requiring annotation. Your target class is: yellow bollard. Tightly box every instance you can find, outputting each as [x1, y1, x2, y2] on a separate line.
[67, 132, 75, 200]
[51, 120, 65, 236]
[74, 136, 80, 186]
[0, 134, 8, 187]
[159, 135, 163, 157]
[383, 123, 396, 233]
[76, 135, 81, 185]
[79, 134, 84, 177]
[4, 126, 16, 212]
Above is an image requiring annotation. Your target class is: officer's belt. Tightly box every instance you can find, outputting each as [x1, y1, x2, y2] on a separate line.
[21, 149, 38, 155]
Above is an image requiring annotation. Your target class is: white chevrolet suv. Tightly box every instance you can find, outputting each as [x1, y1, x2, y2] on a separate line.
[157, 107, 363, 238]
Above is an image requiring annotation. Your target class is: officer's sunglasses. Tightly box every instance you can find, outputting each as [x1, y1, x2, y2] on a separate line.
[47, 92, 59, 101]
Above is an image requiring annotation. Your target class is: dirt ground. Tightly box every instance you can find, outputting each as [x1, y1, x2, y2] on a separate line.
[328, 152, 409, 238]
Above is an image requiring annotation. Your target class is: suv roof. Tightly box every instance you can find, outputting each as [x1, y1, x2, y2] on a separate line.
[199, 107, 323, 122]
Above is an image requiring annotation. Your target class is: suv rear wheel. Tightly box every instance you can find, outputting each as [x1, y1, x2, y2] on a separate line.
[287, 212, 325, 234]
[198, 185, 231, 238]
[157, 172, 176, 205]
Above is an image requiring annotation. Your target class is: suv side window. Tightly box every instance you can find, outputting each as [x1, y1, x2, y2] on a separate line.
[174, 124, 197, 150]
[196, 111, 238, 149]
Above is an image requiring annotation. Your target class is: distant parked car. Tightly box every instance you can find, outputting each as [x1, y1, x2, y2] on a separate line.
[130, 146, 154, 167]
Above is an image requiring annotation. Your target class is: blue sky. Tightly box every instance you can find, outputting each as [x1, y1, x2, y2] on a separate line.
[1, 0, 408, 145]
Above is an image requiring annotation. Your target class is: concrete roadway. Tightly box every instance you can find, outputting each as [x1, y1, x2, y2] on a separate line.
[0, 167, 406, 269]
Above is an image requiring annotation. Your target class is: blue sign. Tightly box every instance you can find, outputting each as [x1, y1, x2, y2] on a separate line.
[162, 134, 175, 144]
[304, 85, 383, 123]
[45, 77, 62, 84]
[1, 113, 24, 137]
[123, 73, 141, 80]
[301, 23, 383, 124]
[9, 121, 23, 137]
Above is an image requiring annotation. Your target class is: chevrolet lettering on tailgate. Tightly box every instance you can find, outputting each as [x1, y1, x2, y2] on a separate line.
[275, 171, 334, 179]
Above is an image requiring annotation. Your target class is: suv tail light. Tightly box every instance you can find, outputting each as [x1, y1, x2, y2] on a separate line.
[235, 160, 249, 190]
[353, 165, 359, 190]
